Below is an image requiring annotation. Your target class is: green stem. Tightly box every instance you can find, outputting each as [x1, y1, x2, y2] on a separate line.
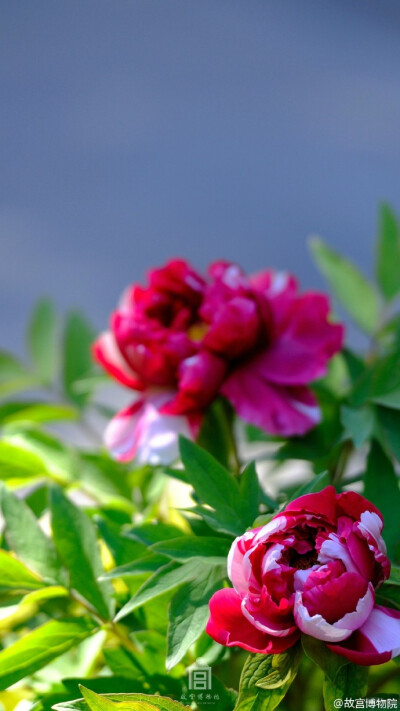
[70, 591, 140, 654]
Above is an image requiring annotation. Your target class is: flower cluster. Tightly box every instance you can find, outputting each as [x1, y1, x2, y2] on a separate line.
[94, 259, 343, 463]
[206, 486, 400, 665]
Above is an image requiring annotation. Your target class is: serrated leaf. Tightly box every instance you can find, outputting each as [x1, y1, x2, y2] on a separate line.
[0, 483, 64, 584]
[309, 236, 380, 334]
[376, 203, 400, 301]
[234, 646, 301, 711]
[50, 486, 114, 619]
[28, 299, 58, 383]
[364, 441, 400, 561]
[167, 565, 225, 669]
[63, 311, 95, 408]
[0, 617, 96, 690]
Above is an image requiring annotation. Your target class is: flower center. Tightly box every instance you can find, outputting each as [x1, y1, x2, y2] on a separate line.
[281, 547, 318, 570]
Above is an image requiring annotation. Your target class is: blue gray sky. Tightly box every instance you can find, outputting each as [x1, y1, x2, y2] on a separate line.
[2, 0, 400, 354]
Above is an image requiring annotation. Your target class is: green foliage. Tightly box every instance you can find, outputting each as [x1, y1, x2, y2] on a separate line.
[234, 646, 301, 710]
[50, 486, 114, 619]
[63, 311, 96, 408]
[166, 565, 225, 669]
[364, 441, 400, 561]
[0, 617, 96, 689]
[0, 210, 400, 708]
[376, 203, 400, 301]
[179, 436, 258, 535]
[309, 236, 380, 334]
[28, 298, 59, 384]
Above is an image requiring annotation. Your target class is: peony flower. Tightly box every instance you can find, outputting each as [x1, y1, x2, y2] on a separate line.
[206, 486, 400, 665]
[161, 262, 343, 436]
[94, 259, 343, 463]
[103, 390, 201, 466]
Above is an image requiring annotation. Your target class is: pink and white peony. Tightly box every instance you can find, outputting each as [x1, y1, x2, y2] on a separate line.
[206, 486, 400, 665]
[94, 259, 343, 462]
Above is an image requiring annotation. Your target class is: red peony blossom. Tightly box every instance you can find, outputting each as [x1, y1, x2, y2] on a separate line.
[93, 259, 343, 463]
[206, 486, 400, 666]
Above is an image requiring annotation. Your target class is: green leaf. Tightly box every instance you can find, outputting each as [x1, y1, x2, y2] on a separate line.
[167, 565, 225, 669]
[114, 559, 202, 621]
[0, 401, 77, 425]
[0, 617, 96, 690]
[364, 441, 400, 560]
[63, 311, 95, 408]
[234, 646, 301, 711]
[309, 236, 380, 334]
[55, 690, 190, 711]
[376, 406, 400, 461]
[341, 405, 375, 449]
[179, 437, 246, 536]
[376, 203, 400, 301]
[100, 553, 168, 580]
[151, 536, 232, 563]
[28, 298, 58, 383]
[0, 350, 38, 396]
[197, 398, 236, 470]
[0, 483, 64, 584]
[376, 581, 400, 609]
[388, 565, 400, 585]
[50, 486, 114, 619]
[302, 635, 348, 682]
[323, 664, 368, 711]
[0, 549, 45, 591]
[0, 440, 46, 479]
[2, 427, 77, 483]
[238, 462, 260, 526]
[80, 689, 130, 711]
[125, 522, 186, 547]
[351, 349, 400, 408]
[290, 471, 331, 502]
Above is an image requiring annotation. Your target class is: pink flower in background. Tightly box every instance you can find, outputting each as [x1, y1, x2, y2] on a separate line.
[206, 486, 400, 665]
[94, 258, 343, 463]
[93, 259, 205, 390]
[163, 262, 343, 436]
[104, 390, 200, 466]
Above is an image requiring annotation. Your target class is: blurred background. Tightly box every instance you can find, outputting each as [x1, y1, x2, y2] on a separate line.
[2, 0, 400, 354]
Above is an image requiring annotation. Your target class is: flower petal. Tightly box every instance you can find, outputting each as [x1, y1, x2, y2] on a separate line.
[222, 365, 320, 436]
[92, 332, 143, 389]
[206, 588, 299, 653]
[328, 605, 400, 666]
[294, 582, 375, 643]
[105, 391, 197, 465]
